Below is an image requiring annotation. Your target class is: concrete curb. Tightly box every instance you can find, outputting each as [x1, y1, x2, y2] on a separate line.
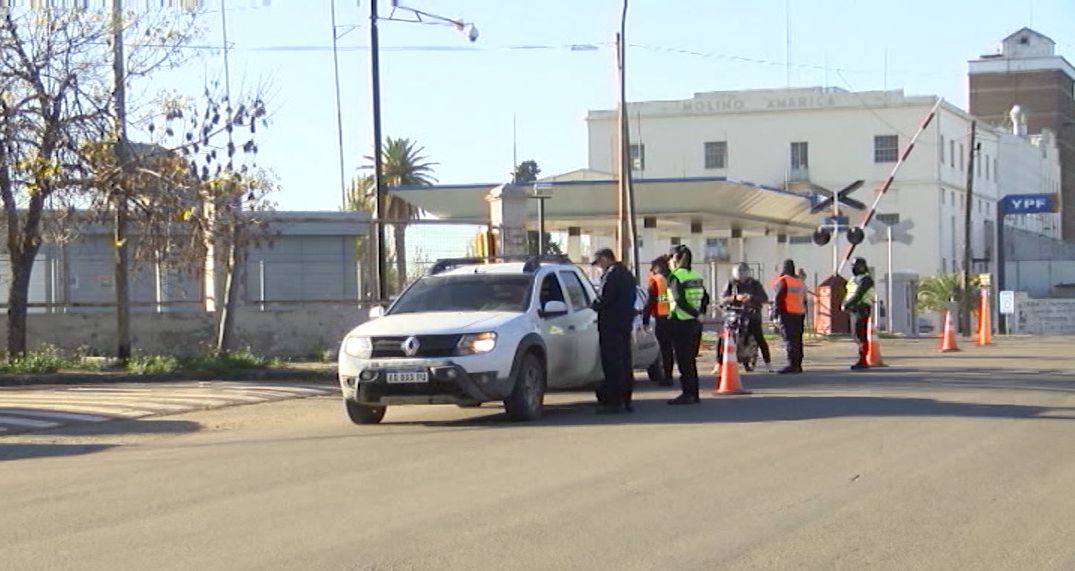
[0, 368, 337, 388]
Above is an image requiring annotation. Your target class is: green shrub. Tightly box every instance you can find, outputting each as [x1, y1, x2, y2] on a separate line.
[0, 344, 77, 374]
[126, 354, 180, 375]
[180, 350, 279, 373]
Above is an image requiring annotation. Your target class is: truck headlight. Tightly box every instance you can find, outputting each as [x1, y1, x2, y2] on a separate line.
[343, 336, 372, 358]
[457, 332, 496, 355]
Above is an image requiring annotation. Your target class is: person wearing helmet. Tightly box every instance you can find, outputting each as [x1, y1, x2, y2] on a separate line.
[666, 245, 709, 405]
[714, 262, 773, 374]
[841, 257, 875, 370]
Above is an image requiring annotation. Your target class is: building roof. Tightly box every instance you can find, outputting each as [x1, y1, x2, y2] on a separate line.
[388, 175, 819, 237]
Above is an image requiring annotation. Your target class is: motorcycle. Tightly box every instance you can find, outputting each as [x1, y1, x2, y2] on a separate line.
[720, 302, 760, 372]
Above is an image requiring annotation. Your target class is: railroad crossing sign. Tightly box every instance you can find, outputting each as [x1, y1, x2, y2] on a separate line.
[868, 216, 915, 245]
[810, 180, 867, 214]
[811, 180, 867, 246]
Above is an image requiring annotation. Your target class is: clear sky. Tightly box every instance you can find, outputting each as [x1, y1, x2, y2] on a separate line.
[145, 0, 1074, 212]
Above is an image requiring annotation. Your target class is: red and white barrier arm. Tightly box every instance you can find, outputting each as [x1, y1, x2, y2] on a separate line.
[837, 97, 944, 274]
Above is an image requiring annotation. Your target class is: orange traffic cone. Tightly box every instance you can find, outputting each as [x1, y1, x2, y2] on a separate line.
[940, 309, 960, 352]
[978, 290, 992, 346]
[866, 315, 886, 367]
[714, 328, 751, 395]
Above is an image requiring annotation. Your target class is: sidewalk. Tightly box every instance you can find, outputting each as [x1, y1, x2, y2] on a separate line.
[0, 362, 337, 388]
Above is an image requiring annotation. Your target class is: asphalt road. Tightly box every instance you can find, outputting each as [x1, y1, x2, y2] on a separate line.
[2, 336, 1074, 570]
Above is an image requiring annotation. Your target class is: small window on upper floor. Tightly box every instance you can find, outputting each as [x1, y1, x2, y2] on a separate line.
[704, 141, 727, 169]
[959, 143, 964, 172]
[950, 140, 956, 168]
[629, 144, 645, 171]
[985, 155, 990, 180]
[940, 136, 945, 163]
[874, 135, 898, 163]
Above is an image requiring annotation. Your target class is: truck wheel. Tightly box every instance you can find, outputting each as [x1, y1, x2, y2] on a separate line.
[345, 400, 386, 424]
[504, 353, 546, 421]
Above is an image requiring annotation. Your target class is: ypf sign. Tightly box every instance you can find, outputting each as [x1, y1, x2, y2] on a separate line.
[1000, 194, 1059, 215]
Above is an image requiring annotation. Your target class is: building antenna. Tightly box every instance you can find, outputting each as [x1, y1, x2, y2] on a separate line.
[512, 113, 518, 181]
[883, 47, 888, 91]
[785, 0, 791, 87]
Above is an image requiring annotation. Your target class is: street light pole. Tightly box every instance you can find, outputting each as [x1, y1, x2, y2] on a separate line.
[370, 0, 386, 301]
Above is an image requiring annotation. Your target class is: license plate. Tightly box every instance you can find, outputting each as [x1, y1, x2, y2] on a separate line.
[386, 370, 428, 384]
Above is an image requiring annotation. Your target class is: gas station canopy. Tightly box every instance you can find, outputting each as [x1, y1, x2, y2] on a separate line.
[389, 171, 818, 237]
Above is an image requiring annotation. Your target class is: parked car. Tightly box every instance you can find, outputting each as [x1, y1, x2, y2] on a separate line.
[337, 256, 661, 424]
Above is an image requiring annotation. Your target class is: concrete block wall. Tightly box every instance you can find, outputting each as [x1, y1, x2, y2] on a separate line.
[0, 305, 370, 359]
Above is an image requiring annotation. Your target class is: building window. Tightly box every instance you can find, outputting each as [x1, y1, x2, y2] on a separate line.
[940, 135, 945, 163]
[876, 213, 900, 225]
[874, 135, 898, 163]
[977, 156, 982, 177]
[790, 141, 809, 169]
[950, 140, 955, 168]
[993, 158, 998, 180]
[704, 141, 727, 169]
[959, 143, 964, 172]
[789, 235, 813, 244]
[629, 143, 645, 171]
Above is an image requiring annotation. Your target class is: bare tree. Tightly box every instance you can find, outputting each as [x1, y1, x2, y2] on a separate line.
[141, 86, 277, 354]
[0, 10, 114, 357]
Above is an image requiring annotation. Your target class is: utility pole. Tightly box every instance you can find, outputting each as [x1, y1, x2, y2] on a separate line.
[961, 120, 977, 337]
[331, 0, 348, 209]
[111, 0, 131, 362]
[216, 0, 242, 354]
[370, 0, 386, 300]
[615, 32, 628, 266]
[619, 0, 638, 278]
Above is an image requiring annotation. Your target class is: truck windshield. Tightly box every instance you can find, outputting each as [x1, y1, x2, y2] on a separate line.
[389, 275, 533, 314]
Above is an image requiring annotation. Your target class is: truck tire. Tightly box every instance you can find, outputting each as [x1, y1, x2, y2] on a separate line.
[345, 400, 386, 424]
[504, 353, 546, 421]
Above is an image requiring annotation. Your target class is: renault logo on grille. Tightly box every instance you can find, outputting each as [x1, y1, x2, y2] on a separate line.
[401, 336, 420, 357]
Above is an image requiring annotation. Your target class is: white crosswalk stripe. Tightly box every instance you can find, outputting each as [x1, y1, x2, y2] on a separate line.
[0, 382, 337, 434]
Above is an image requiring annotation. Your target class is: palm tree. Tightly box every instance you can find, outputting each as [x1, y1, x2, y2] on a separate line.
[916, 273, 962, 315]
[349, 138, 437, 294]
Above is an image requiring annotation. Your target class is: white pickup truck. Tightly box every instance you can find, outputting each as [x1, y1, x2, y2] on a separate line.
[337, 256, 661, 424]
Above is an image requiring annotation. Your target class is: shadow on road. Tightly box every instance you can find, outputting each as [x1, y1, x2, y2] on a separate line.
[737, 368, 1075, 394]
[0, 443, 118, 461]
[0, 418, 201, 462]
[384, 393, 1075, 429]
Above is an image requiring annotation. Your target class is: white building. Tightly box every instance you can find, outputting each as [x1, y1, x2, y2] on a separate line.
[586, 87, 1060, 288]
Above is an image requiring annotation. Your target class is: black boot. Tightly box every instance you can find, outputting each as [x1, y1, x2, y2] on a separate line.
[667, 393, 700, 405]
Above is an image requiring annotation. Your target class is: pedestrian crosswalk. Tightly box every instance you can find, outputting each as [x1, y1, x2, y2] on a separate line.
[0, 382, 338, 434]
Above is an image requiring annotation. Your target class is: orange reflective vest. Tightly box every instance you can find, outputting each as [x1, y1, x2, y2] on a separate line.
[773, 275, 807, 315]
[648, 273, 670, 317]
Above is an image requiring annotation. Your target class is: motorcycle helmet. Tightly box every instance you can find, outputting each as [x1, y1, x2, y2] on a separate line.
[732, 262, 752, 281]
[851, 257, 869, 276]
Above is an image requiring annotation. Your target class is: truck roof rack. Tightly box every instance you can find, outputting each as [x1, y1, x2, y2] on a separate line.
[427, 255, 573, 276]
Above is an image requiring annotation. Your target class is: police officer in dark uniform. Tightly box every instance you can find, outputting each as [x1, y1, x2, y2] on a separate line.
[591, 248, 637, 413]
[842, 257, 875, 370]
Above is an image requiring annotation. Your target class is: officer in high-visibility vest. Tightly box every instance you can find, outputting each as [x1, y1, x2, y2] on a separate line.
[666, 245, 709, 405]
[643, 256, 674, 386]
[772, 259, 807, 374]
[841, 257, 875, 370]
